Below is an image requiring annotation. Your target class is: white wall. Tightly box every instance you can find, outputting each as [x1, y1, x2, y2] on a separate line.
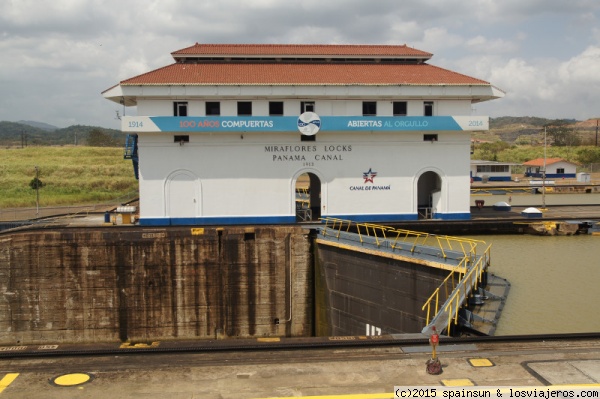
[548, 161, 577, 174]
[136, 129, 472, 222]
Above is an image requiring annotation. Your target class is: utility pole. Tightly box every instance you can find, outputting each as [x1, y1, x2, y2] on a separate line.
[596, 119, 598, 147]
[35, 166, 40, 217]
[542, 127, 547, 210]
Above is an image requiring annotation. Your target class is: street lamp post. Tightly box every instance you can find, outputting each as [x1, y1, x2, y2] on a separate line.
[35, 166, 39, 217]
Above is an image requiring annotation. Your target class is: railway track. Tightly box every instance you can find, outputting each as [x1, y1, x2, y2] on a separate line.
[2, 332, 600, 360]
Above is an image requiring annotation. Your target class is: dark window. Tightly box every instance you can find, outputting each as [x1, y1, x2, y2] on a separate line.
[206, 102, 220, 116]
[424, 101, 434, 116]
[362, 101, 377, 116]
[393, 101, 407, 116]
[477, 165, 509, 173]
[301, 101, 315, 113]
[174, 135, 189, 143]
[174, 102, 188, 116]
[301, 134, 316, 142]
[237, 101, 252, 116]
[557, 168, 565, 174]
[424, 134, 438, 142]
[269, 101, 284, 116]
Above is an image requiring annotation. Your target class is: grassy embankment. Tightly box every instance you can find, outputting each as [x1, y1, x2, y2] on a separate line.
[0, 147, 138, 208]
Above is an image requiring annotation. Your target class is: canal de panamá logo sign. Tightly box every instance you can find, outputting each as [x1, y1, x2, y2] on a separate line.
[349, 168, 390, 191]
[363, 168, 377, 183]
[297, 112, 321, 135]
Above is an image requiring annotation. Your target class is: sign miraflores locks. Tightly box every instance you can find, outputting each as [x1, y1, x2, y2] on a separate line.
[265, 144, 351, 162]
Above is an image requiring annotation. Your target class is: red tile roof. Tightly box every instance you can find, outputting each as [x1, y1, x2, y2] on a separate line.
[523, 158, 571, 166]
[172, 43, 432, 58]
[120, 62, 490, 86]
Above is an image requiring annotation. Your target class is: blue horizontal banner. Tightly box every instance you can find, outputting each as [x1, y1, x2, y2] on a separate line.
[123, 115, 488, 133]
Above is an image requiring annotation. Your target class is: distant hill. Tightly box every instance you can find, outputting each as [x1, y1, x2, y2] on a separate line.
[18, 120, 58, 131]
[487, 117, 599, 144]
[0, 121, 123, 147]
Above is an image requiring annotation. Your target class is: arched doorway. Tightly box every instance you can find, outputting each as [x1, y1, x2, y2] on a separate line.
[295, 172, 321, 222]
[417, 171, 442, 219]
[165, 170, 200, 218]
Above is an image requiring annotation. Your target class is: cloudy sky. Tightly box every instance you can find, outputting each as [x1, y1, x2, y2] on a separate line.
[1, 0, 600, 129]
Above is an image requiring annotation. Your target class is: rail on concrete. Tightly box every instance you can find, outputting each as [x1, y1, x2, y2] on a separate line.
[317, 217, 491, 336]
[0, 192, 138, 223]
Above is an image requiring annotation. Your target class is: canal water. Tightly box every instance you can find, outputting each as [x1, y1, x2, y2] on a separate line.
[466, 234, 600, 336]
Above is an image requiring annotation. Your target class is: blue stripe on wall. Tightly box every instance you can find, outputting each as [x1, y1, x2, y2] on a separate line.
[139, 212, 471, 226]
[139, 215, 297, 226]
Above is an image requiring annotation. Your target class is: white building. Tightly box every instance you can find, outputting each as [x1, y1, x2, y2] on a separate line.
[470, 160, 520, 182]
[524, 158, 577, 179]
[103, 43, 503, 226]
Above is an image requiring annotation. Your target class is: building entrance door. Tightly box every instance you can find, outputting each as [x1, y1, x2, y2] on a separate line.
[417, 171, 441, 219]
[295, 172, 321, 222]
[166, 171, 199, 219]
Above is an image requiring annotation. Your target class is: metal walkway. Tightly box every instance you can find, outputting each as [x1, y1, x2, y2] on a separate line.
[316, 217, 492, 335]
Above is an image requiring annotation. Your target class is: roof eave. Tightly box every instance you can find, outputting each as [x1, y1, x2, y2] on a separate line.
[118, 82, 494, 87]
[102, 85, 137, 106]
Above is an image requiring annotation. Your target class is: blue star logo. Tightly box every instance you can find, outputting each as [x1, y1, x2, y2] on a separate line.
[363, 168, 377, 183]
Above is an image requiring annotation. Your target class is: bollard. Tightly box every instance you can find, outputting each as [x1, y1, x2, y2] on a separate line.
[426, 326, 443, 375]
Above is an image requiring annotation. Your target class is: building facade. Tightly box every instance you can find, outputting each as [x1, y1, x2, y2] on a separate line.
[524, 158, 577, 179]
[470, 160, 520, 182]
[103, 43, 503, 226]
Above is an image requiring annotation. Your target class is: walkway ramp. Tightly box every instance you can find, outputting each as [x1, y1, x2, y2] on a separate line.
[316, 218, 493, 336]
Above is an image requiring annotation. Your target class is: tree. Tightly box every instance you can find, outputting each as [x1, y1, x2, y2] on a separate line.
[545, 123, 580, 147]
[29, 177, 45, 190]
[476, 141, 511, 161]
[87, 128, 118, 147]
[576, 147, 600, 165]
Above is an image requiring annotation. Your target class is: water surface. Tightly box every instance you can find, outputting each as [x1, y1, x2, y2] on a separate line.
[466, 234, 600, 335]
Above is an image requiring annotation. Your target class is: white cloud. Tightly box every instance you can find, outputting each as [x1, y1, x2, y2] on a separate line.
[471, 45, 600, 120]
[0, 0, 599, 127]
[466, 36, 519, 55]
[416, 28, 463, 54]
[559, 46, 600, 84]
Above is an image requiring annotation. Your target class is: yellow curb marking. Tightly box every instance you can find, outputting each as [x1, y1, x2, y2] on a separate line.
[469, 358, 494, 367]
[442, 378, 475, 386]
[256, 394, 393, 399]
[0, 374, 19, 393]
[53, 373, 91, 386]
[119, 341, 160, 349]
[257, 338, 281, 343]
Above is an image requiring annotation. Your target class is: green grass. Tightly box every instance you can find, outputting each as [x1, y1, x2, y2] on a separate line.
[0, 146, 138, 208]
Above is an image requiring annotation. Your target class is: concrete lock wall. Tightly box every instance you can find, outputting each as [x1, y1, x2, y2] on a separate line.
[314, 243, 449, 336]
[0, 226, 313, 345]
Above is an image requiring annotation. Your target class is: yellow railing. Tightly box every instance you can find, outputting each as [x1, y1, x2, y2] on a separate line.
[296, 187, 309, 196]
[421, 244, 491, 333]
[421, 265, 461, 329]
[320, 217, 486, 262]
